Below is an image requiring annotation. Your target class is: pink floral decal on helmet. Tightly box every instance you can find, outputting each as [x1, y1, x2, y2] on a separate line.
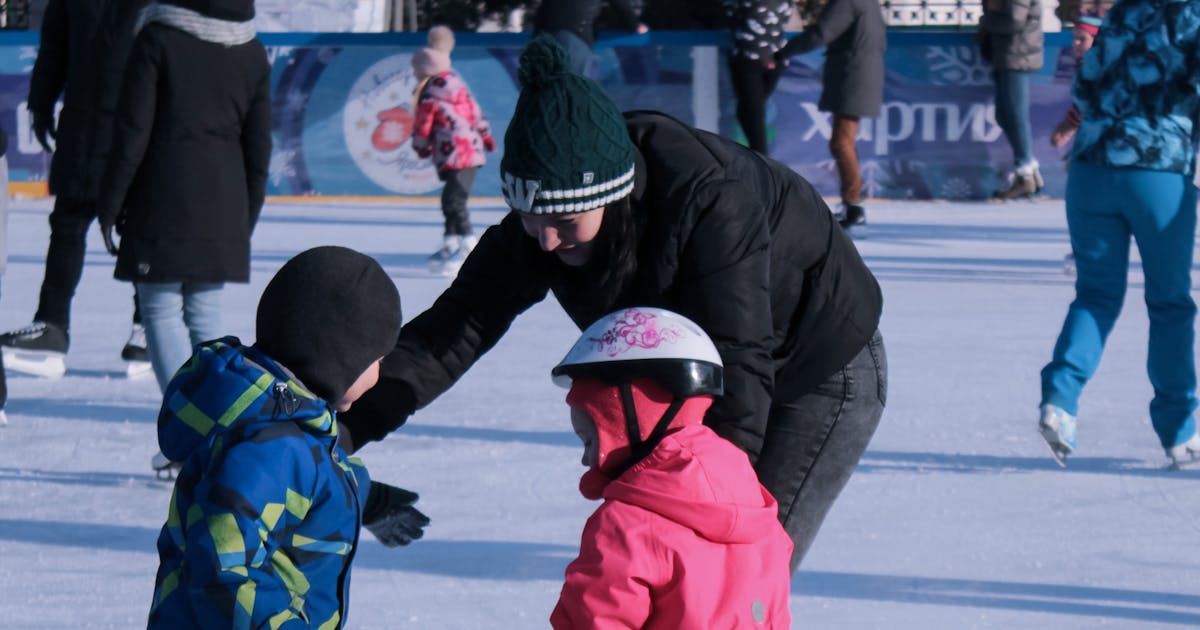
[590, 308, 682, 357]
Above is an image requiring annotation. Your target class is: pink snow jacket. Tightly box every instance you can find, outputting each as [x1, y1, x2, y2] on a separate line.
[411, 70, 495, 174]
[551, 424, 793, 629]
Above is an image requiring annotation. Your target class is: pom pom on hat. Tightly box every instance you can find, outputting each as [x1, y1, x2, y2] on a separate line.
[428, 25, 455, 53]
[500, 35, 635, 215]
[255, 246, 402, 403]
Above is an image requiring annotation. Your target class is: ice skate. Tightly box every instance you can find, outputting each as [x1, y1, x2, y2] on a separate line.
[839, 203, 868, 239]
[1166, 433, 1200, 470]
[151, 450, 182, 481]
[121, 324, 152, 379]
[1063, 252, 1076, 277]
[993, 162, 1043, 200]
[427, 234, 462, 275]
[2, 346, 66, 378]
[1038, 403, 1077, 467]
[0, 409, 7, 427]
[440, 234, 476, 277]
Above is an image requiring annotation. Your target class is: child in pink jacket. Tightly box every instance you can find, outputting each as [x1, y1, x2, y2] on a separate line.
[410, 26, 496, 275]
[549, 307, 793, 629]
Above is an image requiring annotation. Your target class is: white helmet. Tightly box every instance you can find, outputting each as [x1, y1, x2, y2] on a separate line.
[551, 307, 724, 396]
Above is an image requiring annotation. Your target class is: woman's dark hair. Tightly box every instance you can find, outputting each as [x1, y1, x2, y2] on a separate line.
[545, 195, 642, 318]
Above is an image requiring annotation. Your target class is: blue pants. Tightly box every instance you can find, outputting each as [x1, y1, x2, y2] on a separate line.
[992, 68, 1034, 168]
[1041, 161, 1198, 448]
[136, 281, 224, 392]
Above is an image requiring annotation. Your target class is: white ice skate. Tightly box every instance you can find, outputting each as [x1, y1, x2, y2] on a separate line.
[1038, 404, 1077, 467]
[2, 346, 66, 378]
[151, 450, 182, 481]
[1167, 434, 1200, 470]
[0, 409, 7, 427]
[121, 324, 152, 379]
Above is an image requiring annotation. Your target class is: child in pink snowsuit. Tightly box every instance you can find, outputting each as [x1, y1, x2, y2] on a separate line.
[549, 307, 793, 629]
[410, 26, 496, 275]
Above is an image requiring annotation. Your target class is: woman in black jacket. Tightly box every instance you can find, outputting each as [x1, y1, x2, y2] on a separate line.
[96, 0, 271, 395]
[342, 36, 886, 571]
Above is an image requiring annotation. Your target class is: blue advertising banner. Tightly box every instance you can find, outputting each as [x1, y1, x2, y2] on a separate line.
[0, 31, 1076, 200]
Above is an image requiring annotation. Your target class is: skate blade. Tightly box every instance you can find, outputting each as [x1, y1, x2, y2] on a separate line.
[1039, 424, 1071, 467]
[2, 347, 66, 378]
[125, 360, 153, 379]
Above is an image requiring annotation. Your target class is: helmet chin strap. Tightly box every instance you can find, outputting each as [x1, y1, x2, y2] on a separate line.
[611, 381, 684, 477]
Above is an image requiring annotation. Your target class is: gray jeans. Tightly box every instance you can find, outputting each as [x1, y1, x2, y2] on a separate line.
[755, 330, 887, 571]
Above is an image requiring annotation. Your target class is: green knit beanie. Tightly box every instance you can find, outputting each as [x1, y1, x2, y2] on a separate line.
[500, 35, 636, 215]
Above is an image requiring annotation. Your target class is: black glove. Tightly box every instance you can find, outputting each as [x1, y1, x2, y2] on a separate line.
[31, 109, 55, 154]
[362, 481, 430, 547]
[98, 213, 119, 256]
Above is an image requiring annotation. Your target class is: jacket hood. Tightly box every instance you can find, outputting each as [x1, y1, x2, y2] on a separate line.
[157, 337, 336, 464]
[596, 425, 782, 544]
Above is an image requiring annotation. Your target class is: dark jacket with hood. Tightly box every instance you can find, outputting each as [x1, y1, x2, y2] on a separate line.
[27, 0, 113, 199]
[979, 0, 1044, 71]
[340, 110, 882, 463]
[533, 0, 643, 46]
[97, 0, 271, 284]
[148, 338, 370, 630]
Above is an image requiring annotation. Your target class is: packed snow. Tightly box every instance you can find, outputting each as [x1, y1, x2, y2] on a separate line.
[1, 195, 1197, 628]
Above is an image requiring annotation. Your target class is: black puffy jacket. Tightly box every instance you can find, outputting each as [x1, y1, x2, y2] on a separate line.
[341, 111, 882, 461]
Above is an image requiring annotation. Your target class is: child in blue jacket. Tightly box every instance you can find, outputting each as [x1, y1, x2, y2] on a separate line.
[147, 246, 410, 628]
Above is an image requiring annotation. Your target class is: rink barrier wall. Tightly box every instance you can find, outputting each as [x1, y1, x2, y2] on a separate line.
[0, 30, 1075, 201]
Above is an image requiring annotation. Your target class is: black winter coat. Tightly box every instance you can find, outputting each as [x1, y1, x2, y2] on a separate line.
[341, 111, 882, 462]
[781, 0, 886, 118]
[98, 23, 271, 283]
[27, 0, 109, 199]
[533, 0, 642, 46]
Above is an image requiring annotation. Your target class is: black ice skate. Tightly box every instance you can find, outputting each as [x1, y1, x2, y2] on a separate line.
[0, 321, 68, 378]
[837, 203, 868, 238]
[121, 324, 152, 379]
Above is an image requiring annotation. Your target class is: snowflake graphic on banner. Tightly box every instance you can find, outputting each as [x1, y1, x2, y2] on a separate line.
[926, 46, 992, 86]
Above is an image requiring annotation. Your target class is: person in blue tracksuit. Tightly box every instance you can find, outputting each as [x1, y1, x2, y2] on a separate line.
[147, 246, 404, 629]
[1038, 0, 1200, 469]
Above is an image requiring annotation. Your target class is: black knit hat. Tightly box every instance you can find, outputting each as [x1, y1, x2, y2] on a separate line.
[500, 35, 636, 215]
[255, 246, 402, 403]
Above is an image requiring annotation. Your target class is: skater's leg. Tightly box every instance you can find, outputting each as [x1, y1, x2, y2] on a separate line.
[755, 331, 887, 571]
[35, 196, 94, 331]
[181, 282, 224, 348]
[136, 282, 194, 393]
[1124, 170, 1198, 448]
[1040, 161, 1130, 415]
[442, 167, 476, 237]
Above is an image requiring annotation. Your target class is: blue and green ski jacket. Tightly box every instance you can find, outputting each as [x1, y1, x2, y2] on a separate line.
[148, 337, 370, 630]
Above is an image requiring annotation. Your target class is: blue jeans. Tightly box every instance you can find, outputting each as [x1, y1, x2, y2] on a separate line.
[755, 330, 887, 571]
[1041, 161, 1198, 448]
[136, 281, 224, 392]
[992, 68, 1034, 167]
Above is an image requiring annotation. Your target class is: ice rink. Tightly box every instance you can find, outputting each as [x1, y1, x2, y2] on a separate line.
[1, 196, 1197, 628]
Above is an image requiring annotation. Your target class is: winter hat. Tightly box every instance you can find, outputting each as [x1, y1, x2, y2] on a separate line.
[427, 25, 455, 53]
[500, 34, 635, 214]
[255, 246, 402, 403]
[567, 376, 713, 478]
[160, 0, 254, 21]
[1075, 13, 1102, 36]
[412, 47, 452, 79]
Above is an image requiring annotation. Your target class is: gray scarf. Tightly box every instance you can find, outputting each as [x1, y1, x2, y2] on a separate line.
[135, 3, 256, 46]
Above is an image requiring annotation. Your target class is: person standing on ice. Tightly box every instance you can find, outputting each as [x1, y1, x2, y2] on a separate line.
[0, 0, 150, 378]
[1038, 0, 1200, 469]
[147, 246, 410, 629]
[339, 35, 887, 571]
[410, 25, 497, 276]
[549, 307, 793, 629]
